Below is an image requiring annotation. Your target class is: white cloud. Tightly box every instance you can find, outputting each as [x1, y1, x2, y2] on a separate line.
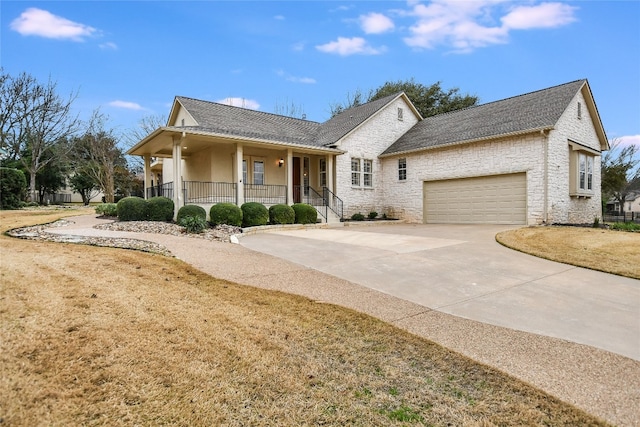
[613, 135, 640, 149]
[276, 69, 316, 84]
[402, 0, 578, 53]
[360, 12, 395, 34]
[217, 97, 260, 110]
[108, 100, 144, 111]
[10, 7, 97, 41]
[274, 15, 285, 20]
[502, 3, 577, 30]
[99, 42, 118, 50]
[316, 37, 385, 56]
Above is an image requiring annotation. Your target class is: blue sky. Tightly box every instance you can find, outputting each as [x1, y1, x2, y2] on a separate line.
[1, 1, 639, 149]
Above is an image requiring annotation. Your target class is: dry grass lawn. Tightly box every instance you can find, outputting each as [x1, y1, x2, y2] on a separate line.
[1, 208, 610, 426]
[497, 226, 640, 279]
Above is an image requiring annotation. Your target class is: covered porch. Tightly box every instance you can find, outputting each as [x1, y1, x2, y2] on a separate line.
[129, 127, 344, 220]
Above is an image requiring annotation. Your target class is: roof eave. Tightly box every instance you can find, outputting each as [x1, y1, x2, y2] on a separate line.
[128, 126, 345, 156]
[579, 81, 609, 151]
[379, 126, 554, 158]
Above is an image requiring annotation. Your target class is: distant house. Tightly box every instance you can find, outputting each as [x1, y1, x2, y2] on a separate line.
[128, 79, 608, 225]
[607, 191, 640, 214]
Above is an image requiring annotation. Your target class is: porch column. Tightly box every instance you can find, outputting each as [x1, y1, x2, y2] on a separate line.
[172, 136, 184, 219]
[327, 154, 334, 194]
[143, 154, 151, 199]
[286, 149, 293, 204]
[235, 143, 244, 205]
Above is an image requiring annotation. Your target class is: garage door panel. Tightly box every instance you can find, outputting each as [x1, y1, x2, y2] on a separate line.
[424, 173, 526, 225]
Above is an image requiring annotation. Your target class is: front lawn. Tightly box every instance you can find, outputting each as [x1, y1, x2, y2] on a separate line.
[0, 208, 610, 426]
[496, 226, 640, 279]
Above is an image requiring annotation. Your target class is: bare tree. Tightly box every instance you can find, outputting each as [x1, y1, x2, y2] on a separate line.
[273, 98, 307, 119]
[0, 69, 79, 201]
[75, 111, 124, 203]
[602, 139, 640, 214]
[123, 114, 166, 169]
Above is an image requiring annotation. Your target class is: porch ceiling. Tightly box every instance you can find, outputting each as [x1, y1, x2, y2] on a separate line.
[127, 127, 344, 158]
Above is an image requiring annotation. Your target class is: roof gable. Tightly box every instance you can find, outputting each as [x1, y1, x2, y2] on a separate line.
[315, 92, 421, 147]
[381, 79, 606, 156]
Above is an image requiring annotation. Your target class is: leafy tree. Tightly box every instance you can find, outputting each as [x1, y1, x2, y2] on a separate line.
[69, 169, 100, 205]
[602, 139, 640, 214]
[0, 69, 79, 202]
[35, 148, 67, 204]
[330, 79, 478, 118]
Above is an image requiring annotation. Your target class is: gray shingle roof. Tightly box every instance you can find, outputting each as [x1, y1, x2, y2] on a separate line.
[381, 79, 587, 156]
[174, 93, 402, 148]
[176, 96, 322, 146]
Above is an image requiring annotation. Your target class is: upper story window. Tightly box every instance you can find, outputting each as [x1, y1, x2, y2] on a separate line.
[398, 158, 407, 181]
[397, 107, 404, 121]
[577, 102, 582, 120]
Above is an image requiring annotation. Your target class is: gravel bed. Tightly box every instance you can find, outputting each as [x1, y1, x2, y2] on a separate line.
[7, 219, 241, 256]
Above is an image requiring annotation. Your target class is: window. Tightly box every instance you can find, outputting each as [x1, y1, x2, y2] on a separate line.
[398, 158, 407, 181]
[363, 159, 372, 187]
[569, 142, 598, 197]
[319, 158, 327, 187]
[253, 160, 264, 185]
[303, 157, 309, 196]
[242, 160, 247, 184]
[351, 158, 373, 188]
[397, 107, 404, 121]
[577, 102, 582, 120]
[351, 158, 361, 186]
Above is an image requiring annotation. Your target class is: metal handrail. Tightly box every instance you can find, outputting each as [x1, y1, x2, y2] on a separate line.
[323, 187, 344, 220]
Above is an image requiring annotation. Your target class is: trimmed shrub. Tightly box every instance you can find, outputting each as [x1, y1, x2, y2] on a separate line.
[95, 203, 117, 217]
[351, 212, 365, 221]
[292, 203, 318, 224]
[147, 196, 174, 221]
[117, 196, 148, 221]
[177, 204, 207, 223]
[210, 202, 243, 227]
[269, 204, 295, 225]
[368, 211, 378, 220]
[179, 216, 208, 233]
[0, 167, 27, 210]
[241, 202, 269, 227]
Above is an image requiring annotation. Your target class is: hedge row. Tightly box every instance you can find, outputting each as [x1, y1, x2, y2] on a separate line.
[114, 197, 318, 227]
[116, 196, 174, 221]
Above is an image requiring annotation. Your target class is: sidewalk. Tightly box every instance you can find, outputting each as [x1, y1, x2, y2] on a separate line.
[45, 215, 640, 427]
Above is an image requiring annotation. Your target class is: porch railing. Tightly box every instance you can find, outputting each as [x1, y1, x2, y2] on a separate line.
[323, 187, 344, 220]
[294, 185, 344, 221]
[146, 181, 287, 205]
[184, 181, 236, 204]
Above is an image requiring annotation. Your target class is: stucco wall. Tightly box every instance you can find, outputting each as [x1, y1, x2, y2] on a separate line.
[381, 135, 546, 223]
[335, 97, 419, 217]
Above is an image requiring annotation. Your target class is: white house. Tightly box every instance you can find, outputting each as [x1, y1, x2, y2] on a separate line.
[128, 79, 608, 225]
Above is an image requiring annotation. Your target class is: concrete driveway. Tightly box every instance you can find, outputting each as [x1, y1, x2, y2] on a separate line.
[240, 223, 640, 361]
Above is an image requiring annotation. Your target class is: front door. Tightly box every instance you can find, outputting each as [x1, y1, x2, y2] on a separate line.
[293, 157, 301, 203]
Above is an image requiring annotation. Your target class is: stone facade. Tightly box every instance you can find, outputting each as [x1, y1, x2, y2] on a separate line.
[334, 97, 419, 218]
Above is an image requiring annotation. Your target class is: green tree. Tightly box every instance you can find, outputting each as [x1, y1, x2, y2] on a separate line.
[69, 169, 100, 205]
[602, 139, 640, 214]
[35, 148, 67, 204]
[330, 79, 478, 118]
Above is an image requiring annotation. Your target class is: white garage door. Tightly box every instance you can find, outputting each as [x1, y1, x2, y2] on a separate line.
[423, 173, 527, 224]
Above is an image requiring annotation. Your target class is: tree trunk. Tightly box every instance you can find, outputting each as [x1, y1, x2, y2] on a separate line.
[29, 172, 37, 203]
